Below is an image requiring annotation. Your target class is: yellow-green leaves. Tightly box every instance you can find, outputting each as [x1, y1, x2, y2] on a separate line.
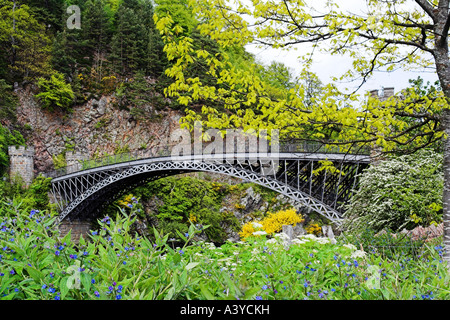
[154, 0, 446, 156]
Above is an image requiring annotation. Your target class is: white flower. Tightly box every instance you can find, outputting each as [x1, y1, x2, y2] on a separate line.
[275, 233, 290, 239]
[266, 238, 277, 244]
[343, 243, 357, 251]
[252, 222, 263, 229]
[299, 234, 317, 241]
[316, 238, 330, 244]
[291, 239, 306, 245]
[350, 250, 366, 258]
[252, 231, 267, 236]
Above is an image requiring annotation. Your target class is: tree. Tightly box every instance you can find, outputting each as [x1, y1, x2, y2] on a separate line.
[154, 0, 450, 263]
[110, 0, 160, 77]
[35, 72, 75, 111]
[0, 0, 52, 82]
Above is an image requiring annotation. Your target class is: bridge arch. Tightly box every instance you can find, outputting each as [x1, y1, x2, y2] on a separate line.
[49, 152, 370, 225]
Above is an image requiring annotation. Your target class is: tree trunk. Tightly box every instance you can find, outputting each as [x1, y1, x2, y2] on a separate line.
[442, 109, 450, 265]
[434, 2, 450, 265]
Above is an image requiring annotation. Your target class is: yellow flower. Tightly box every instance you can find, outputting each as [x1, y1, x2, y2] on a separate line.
[239, 208, 304, 239]
[189, 213, 197, 223]
[306, 223, 322, 236]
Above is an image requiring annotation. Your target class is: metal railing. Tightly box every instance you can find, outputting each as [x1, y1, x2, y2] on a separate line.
[44, 140, 371, 179]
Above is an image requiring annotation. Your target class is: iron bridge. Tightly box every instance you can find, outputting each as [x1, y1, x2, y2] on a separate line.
[45, 142, 371, 225]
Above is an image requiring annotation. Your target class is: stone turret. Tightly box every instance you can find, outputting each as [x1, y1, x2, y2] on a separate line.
[369, 87, 395, 101]
[66, 151, 87, 173]
[8, 145, 35, 185]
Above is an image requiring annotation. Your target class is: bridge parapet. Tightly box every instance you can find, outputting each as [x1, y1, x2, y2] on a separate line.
[45, 140, 371, 179]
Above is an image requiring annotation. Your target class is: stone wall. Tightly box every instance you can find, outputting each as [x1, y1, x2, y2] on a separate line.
[15, 86, 182, 173]
[8, 145, 34, 185]
[59, 220, 92, 243]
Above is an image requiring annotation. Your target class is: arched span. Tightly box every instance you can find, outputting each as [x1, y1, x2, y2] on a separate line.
[50, 153, 370, 225]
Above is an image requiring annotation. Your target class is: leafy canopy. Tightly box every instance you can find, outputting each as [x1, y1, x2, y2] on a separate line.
[154, 0, 448, 155]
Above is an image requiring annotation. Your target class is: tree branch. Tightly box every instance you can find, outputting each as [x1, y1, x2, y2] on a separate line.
[415, 0, 437, 22]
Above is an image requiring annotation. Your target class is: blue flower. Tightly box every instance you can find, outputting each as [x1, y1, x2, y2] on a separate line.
[91, 279, 95, 284]
[185, 233, 189, 238]
[116, 294, 122, 300]
[55, 250, 60, 256]
[262, 285, 268, 290]
[42, 284, 47, 289]
[94, 291, 100, 297]
[54, 295, 60, 300]
[14, 288, 19, 292]
[255, 296, 262, 300]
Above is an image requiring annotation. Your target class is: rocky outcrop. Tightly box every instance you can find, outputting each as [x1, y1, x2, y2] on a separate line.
[15, 86, 182, 173]
[376, 223, 443, 242]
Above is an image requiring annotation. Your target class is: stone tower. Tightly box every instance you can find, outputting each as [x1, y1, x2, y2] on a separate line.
[8, 145, 35, 185]
[66, 151, 87, 174]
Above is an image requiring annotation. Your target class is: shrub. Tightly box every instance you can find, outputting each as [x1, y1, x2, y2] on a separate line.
[306, 223, 322, 236]
[239, 208, 304, 239]
[35, 72, 74, 111]
[0, 124, 25, 175]
[344, 149, 443, 233]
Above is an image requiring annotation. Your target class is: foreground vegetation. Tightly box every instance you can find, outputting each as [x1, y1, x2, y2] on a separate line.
[0, 197, 447, 300]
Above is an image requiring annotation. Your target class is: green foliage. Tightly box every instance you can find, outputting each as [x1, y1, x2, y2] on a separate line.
[35, 72, 75, 111]
[115, 71, 153, 109]
[0, 198, 449, 301]
[0, 125, 25, 175]
[0, 174, 54, 212]
[52, 153, 66, 170]
[341, 227, 426, 261]
[134, 176, 234, 243]
[0, 79, 18, 121]
[154, 0, 197, 35]
[0, 0, 52, 82]
[344, 149, 444, 233]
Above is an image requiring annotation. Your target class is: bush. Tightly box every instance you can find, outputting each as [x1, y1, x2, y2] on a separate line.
[35, 72, 74, 111]
[239, 208, 304, 239]
[344, 149, 443, 233]
[0, 175, 55, 212]
[0, 124, 25, 175]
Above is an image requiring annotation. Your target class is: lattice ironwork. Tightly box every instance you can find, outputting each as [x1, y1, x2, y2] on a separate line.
[48, 148, 370, 225]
